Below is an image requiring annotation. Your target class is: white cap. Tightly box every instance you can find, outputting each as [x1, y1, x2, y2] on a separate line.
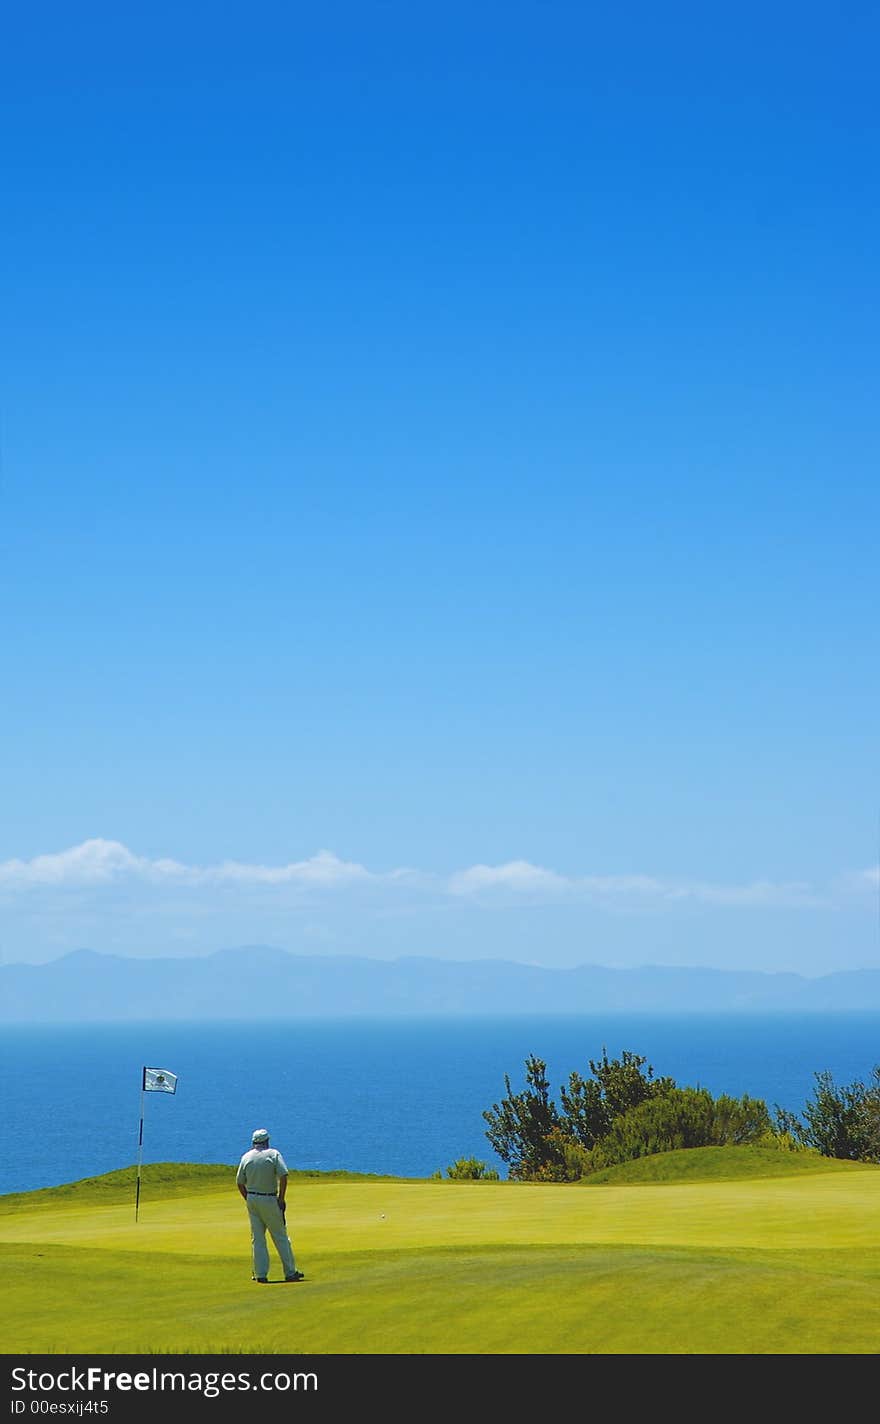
[252, 1127, 270, 1143]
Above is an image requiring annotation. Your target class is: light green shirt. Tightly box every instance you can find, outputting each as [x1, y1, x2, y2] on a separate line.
[236, 1146, 288, 1195]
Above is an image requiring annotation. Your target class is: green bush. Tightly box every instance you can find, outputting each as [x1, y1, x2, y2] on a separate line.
[754, 1128, 818, 1154]
[444, 1157, 500, 1181]
[588, 1087, 772, 1171]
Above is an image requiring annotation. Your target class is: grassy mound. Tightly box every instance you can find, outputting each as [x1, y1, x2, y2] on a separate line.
[0, 1162, 423, 1213]
[580, 1144, 877, 1185]
[3, 1145, 876, 1212]
[0, 1163, 235, 1212]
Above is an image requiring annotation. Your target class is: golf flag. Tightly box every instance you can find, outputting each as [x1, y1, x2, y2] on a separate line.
[136, 1066, 179, 1219]
[143, 1067, 178, 1094]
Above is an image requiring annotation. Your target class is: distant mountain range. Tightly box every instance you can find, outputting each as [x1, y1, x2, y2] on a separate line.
[2, 946, 880, 1021]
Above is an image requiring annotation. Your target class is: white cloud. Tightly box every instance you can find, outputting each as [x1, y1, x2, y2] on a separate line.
[0, 839, 164, 886]
[658, 878, 821, 908]
[448, 860, 570, 895]
[448, 860, 823, 908]
[205, 850, 371, 886]
[834, 866, 880, 896]
[0, 839, 855, 914]
[857, 866, 879, 885]
[0, 840, 372, 890]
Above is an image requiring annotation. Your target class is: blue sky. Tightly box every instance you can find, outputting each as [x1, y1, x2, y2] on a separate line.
[2, 3, 878, 973]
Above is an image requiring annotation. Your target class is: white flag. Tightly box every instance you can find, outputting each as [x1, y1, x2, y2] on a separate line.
[143, 1067, 178, 1094]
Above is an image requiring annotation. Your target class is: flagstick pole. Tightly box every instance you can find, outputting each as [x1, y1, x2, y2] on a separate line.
[135, 1067, 146, 1222]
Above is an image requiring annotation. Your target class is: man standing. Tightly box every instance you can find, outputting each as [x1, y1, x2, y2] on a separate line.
[236, 1127, 304, 1283]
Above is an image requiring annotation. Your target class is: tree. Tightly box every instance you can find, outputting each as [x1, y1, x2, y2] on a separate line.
[483, 1047, 780, 1180]
[482, 1047, 675, 1179]
[482, 1054, 565, 1180]
[866, 1067, 880, 1161]
[559, 1048, 675, 1150]
[777, 1066, 880, 1163]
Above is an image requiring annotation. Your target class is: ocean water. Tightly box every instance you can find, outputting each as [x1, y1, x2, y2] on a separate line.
[2, 1013, 879, 1196]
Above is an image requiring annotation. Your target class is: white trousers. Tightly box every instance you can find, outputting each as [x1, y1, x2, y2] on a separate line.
[246, 1194, 296, 1279]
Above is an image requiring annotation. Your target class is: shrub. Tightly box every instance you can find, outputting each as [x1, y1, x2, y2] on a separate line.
[754, 1128, 818, 1154]
[589, 1086, 772, 1170]
[444, 1157, 500, 1181]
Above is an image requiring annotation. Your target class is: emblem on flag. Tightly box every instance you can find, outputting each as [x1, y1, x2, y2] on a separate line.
[143, 1067, 178, 1094]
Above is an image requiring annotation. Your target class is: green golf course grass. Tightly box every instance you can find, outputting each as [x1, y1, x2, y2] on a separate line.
[2, 1148, 879, 1354]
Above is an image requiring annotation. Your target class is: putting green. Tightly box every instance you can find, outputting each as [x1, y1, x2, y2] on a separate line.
[3, 1172, 879, 1254]
[2, 1157, 879, 1354]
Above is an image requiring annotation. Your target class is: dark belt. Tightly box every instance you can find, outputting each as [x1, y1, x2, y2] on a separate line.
[247, 1191, 277, 1196]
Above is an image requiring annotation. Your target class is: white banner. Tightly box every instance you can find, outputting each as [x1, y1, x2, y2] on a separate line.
[143, 1067, 178, 1094]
